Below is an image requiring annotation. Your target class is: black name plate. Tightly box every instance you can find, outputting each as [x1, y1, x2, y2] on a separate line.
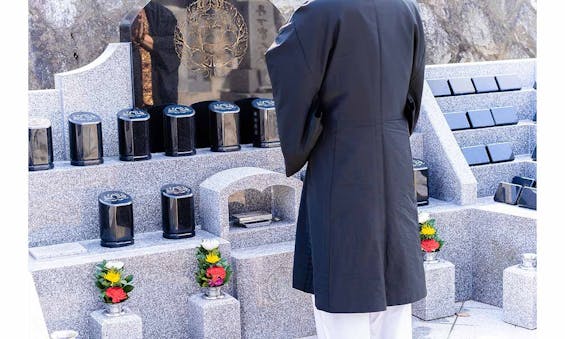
[494, 182, 523, 205]
[495, 74, 522, 91]
[517, 187, 537, 210]
[486, 142, 515, 163]
[448, 78, 476, 95]
[427, 79, 452, 97]
[444, 111, 471, 131]
[467, 109, 495, 128]
[490, 106, 518, 126]
[461, 145, 490, 166]
[472, 76, 499, 93]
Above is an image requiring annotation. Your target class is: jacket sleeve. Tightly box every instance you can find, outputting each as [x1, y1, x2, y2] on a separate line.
[264, 1, 332, 177]
[405, 2, 426, 135]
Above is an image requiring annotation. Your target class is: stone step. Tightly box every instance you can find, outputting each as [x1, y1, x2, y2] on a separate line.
[435, 89, 536, 121]
[29, 137, 424, 247]
[29, 230, 232, 339]
[452, 121, 536, 156]
[470, 154, 537, 197]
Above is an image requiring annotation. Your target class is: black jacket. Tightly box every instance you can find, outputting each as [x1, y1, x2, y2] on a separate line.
[265, 0, 427, 312]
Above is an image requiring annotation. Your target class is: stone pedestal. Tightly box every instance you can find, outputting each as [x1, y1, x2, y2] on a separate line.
[187, 292, 241, 339]
[503, 265, 537, 329]
[88, 308, 142, 339]
[412, 259, 456, 320]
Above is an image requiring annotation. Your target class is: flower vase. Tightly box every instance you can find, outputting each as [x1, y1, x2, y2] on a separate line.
[203, 286, 225, 300]
[423, 251, 439, 263]
[104, 302, 126, 317]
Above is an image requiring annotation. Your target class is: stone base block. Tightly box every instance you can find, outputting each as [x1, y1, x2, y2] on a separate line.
[231, 241, 315, 339]
[412, 259, 456, 320]
[88, 308, 142, 339]
[503, 265, 536, 329]
[187, 292, 241, 339]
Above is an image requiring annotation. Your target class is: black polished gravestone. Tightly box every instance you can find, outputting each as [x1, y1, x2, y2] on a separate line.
[209, 101, 241, 152]
[251, 98, 280, 148]
[117, 108, 151, 161]
[68, 112, 104, 166]
[461, 145, 490, 166]
[120, 0, 285, 110]
[486, 142, 515, 163]
[28, 118, 54, 171]
[467, 109, 495, 128]
[427, 79, 452, 97]
[448, 78, 476, 95]
[512, 176, 537, 188]
[495, 74, 522, 91]
[494, 182, 523, 205]
[163, 104, 196, 156]
[98, 191, 134, 248]
[444, 111, 471, 131]
[490, 106, 518, 126]
[471, 76, 500, 93]
[532, 146, 537, 161]
[517, 187, 537, 210]
[412, 159, 429, 206]
[161, 184, 196, 239]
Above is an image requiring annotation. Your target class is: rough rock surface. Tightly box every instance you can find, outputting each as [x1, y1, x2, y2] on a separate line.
[28, 0, 536, 90]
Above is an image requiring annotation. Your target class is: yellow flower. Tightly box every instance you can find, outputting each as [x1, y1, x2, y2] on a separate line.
[420, 225, 436, 237]
[205, 253, 220, 264]
[104, 269, 121, 284]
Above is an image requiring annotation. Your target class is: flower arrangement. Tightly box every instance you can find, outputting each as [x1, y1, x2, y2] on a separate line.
[418, 212, 444, 253]
[196, 239, 232, 290]
[94, 260, 134, 304]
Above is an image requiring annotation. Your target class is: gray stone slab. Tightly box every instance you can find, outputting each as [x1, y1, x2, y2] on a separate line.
[29, 89, 66, 161]
[453, 122, 534, 156]
[30, 230, 231, 339]
[54, 43, 133, 160]
[187, 293, 242, 339]
[89, 308, 142, 339]
[28, 146, 287, 246]
[470, 155, 535, 197]
[412, 260, 456, 321]
[199, 167, 302, 241]
[417, 83, 477, 205]
[229, 220, 296, 250]
[231, 241, 316, 339]
[29, 242, 86, 260]
[436, 89, 536, 121]
[425, 59, 536, 89]
[503, 265, 537, 329]
[448, 77, 476, 95]
[470, 209, 536, 307]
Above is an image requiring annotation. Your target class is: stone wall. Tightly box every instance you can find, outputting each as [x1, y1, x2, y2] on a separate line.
[28, 0, 536, 90]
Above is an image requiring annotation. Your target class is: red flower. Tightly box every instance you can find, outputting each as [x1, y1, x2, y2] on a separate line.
[421, 239, 440, 252]
[106, 286, 128, 303]
[206, 266, 226, 285]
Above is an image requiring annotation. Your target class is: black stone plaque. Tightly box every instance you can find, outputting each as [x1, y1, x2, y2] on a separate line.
[161, 184, 196, 239]
[532, 146, 537, 161]
[494, 182, 523, 205]
[163, 104, 196, 156]
[461, 145, 490, 166]
[495, 74, 522, 91]
[471, 76, 499, 93]
[427, 79, 452, 97]
[490, 106, 518, 126]
[209, 101, 241, 152]
[251, 98, 279, 148]
[517, 187, 537, 210]
[68, 112, 104, 166]
[413, 159, 429, 206]
[448, 78, 476, 95]
[486, 142, 515, 163]
[98, 191, 134, 248]
[117, 108, 151, 161]
[444, 111, 471, 131]
[512, 176, 536, 188]
[120, 0, 285, 109]
[28, 118, 54, 171]
[467, 109, 495, 128]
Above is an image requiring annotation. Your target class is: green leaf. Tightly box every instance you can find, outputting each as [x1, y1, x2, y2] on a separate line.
[123, 285, 134, 293]
[125, 275, 133, 282]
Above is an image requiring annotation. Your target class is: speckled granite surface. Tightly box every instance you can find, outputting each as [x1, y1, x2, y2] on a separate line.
[89, 308, 143, 339]
[503, 265, 537, 330]
[412, 259, 456, 321]
[187, 293, 242, 339]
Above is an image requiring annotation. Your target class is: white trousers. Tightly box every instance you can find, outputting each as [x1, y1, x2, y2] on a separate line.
[312, 295, 413, 339]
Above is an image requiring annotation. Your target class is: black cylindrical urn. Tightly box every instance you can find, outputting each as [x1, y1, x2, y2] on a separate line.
[209, 101, 241, 152]
[28, 118, 54, 171]
[68, 112, 104, 166]
[413, 159, 429, 206]
[163, 104, 196, 156]
[117, 108, 151, 161]
[98, 191, 134, 248]
[251, 98, 280, 148]
[161, 184, 196, 239]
